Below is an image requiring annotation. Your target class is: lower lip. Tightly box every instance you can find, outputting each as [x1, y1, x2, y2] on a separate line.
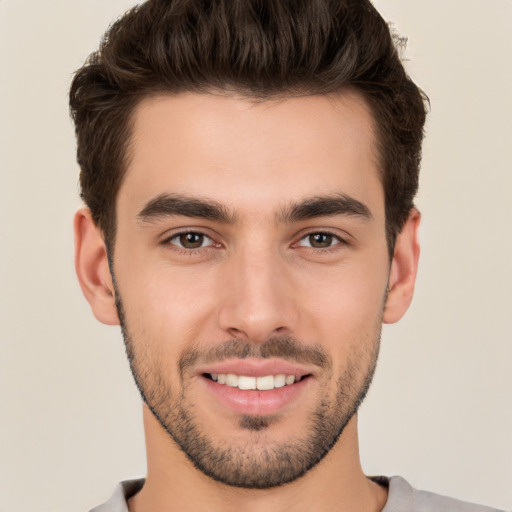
[201, 376, 312, 416]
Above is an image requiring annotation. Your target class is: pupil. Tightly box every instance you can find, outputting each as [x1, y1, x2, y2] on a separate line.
[180, 233, 203, 248]
[310, 233, 332, 248]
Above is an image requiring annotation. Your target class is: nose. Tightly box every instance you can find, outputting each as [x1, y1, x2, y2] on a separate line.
[217, 245, 299, 343]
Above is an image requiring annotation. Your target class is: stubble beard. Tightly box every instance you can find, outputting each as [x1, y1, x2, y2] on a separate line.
[115, 294, 381, 489]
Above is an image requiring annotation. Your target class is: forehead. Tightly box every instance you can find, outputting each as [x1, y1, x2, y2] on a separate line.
[119, 92, 383, 220]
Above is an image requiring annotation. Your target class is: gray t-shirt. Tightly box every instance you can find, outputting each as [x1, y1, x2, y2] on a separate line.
[89, 476, 506, 512]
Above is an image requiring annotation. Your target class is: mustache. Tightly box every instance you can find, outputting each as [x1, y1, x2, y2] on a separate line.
[179, 336, 331, 376]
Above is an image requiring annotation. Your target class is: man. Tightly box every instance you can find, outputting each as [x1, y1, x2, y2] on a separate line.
[69, 1, 504, 511]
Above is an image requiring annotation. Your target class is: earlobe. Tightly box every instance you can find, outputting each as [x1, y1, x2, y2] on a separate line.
[74, 208, 120, 325]
[383, 208, 421, 324]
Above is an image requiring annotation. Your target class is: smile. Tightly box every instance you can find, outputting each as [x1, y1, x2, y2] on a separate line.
[207, 373, 303, 390]
[197, 358, 315, 415]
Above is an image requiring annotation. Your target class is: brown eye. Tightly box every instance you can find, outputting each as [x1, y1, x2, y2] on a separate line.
[297, 232, 343, 249]
[180, 233, 204, 248]
[308, 233, 334, 248]
[169, 232, 214, 249]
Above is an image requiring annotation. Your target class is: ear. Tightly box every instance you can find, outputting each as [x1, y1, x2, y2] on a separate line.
[74, 208, 120, 325]
[383, 208, 421, 324]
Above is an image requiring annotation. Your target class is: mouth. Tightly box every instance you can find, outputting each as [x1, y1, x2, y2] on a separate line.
[203, 372, 311, 390]
[197, 359, 315, 416]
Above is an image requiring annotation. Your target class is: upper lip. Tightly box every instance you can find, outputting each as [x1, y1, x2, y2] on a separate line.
[196, 358, 316, 379]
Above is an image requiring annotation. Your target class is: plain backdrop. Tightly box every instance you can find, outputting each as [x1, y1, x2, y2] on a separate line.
[0, 1, 511, 511]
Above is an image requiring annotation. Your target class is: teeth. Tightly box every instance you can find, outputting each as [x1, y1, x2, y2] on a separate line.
[274, 374, 286, 388]
[285, 375, 295, 385]
[238, 376, 256, 390]
[257, 375, 276, 390]
[225, 374, 238, 387]
[210, 373, 299, 390]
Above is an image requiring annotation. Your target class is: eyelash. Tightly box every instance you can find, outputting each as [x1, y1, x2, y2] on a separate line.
[162, 229, 348, 255]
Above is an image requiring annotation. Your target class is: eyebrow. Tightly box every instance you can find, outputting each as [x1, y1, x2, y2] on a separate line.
[138, 194, 236, 224]
[278, 193, 372, 223]
[137, 192, 372, 225]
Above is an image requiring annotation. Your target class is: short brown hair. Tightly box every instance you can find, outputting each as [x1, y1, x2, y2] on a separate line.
[69, 0, 428, 257]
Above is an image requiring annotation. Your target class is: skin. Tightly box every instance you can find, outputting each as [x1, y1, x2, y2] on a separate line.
[75, 91, 420, 512]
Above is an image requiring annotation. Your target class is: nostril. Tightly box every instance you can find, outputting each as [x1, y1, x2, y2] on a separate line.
[226, 327, 247, 339]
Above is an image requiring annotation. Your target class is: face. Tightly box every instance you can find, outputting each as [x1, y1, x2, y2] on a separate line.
[111, 92, 391, 488]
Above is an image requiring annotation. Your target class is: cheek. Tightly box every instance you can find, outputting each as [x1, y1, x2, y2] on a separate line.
[300, 260, 388, 322]
[296, 260, 387, 365]
[117, 262, 220, 348]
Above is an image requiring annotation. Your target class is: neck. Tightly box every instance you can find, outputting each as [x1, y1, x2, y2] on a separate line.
[128, 405, 388, 512]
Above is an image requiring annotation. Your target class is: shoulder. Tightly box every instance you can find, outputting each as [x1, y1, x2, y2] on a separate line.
[88, 479, 144, 512]
[380, 475, 508, 512]
[88, 476, 508, 512]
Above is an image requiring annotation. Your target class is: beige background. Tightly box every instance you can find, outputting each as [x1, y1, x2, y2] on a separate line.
[1, 1, 511, 511]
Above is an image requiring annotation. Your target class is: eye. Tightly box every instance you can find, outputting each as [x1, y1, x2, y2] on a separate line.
[167, 232, 215, 249]
[297, 232, 343, 249]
